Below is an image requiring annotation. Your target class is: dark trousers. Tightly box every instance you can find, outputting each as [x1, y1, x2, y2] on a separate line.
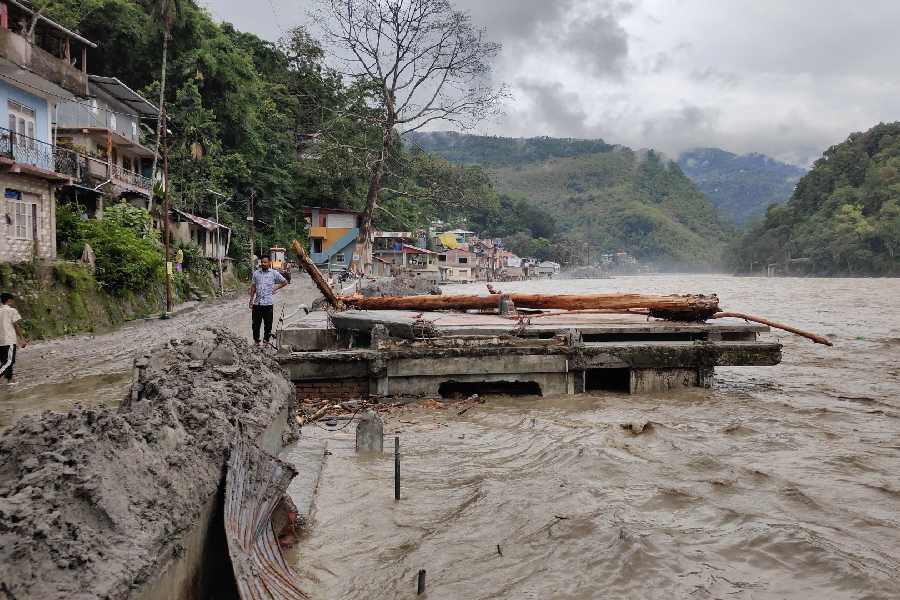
[0, 344, 15, 381]
[251, 305, 274, 344]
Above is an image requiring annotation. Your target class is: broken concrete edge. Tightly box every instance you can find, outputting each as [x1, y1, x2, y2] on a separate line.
[0, 328, 301, 600]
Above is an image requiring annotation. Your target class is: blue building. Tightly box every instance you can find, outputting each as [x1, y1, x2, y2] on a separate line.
[0, 1, 95, 263]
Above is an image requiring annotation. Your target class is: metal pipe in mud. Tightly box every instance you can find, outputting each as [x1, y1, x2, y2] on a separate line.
[394, 436, 400, 501]
[417, 569, 426, 595]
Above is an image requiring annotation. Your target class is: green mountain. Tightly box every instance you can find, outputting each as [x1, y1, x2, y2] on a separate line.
[727, 123, 900, 276]
[406, 132, 729, 268]
[678, 148, 806, 225]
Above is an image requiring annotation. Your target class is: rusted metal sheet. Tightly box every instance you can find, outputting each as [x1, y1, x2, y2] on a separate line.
[225, 434, 309, 600]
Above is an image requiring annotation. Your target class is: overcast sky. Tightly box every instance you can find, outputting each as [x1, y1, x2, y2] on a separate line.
[199, 0, 900, 166]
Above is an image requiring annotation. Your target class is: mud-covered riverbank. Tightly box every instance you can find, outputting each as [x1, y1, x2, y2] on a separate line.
[290, 275, 900, 599]
[0, 330, 296, 599]
[0, 274, 319, 430]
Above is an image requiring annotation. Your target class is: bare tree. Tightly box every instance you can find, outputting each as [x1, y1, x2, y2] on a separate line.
[312, 0, 505, 273]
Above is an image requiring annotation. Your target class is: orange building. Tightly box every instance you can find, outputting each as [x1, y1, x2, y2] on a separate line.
[302, 206, 361, 273]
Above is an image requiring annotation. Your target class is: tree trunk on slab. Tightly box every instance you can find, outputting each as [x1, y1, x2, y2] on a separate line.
[291, 240, 343, 310]
[340, 293, 721, 320]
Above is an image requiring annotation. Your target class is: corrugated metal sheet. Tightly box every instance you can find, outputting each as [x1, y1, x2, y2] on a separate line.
[225, 434, 309, 600]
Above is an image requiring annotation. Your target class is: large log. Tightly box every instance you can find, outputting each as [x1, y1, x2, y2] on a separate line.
[340, 293, 721, 321]
[291, 239, 344, 310]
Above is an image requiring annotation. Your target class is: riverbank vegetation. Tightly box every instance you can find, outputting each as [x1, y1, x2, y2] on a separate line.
[726, 123, 900, 276]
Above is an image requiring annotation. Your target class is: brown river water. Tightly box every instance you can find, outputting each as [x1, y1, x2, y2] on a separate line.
[291, 275, 900, 600]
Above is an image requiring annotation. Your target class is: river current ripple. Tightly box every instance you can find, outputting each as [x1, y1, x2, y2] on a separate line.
[292, 275, 900, 599]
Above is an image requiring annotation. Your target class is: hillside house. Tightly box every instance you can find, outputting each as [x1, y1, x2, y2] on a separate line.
[438, 248, 477, 283]
[0, 2, 95, 263]
[375, 232, 440, 284]
[303, 206, 361, 273]
[170, 208, 230, 260]
[55, 75, 159, 217]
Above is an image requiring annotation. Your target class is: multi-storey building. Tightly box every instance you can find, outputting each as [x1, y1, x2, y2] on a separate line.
[55, 75, 159, 217]
[0, 1, 94, 263]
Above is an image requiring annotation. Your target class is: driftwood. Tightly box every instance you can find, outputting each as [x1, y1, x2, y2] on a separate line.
[340, 293, 721, 321]
[712, 312, 833, 346]
[291, 239, 344, 310]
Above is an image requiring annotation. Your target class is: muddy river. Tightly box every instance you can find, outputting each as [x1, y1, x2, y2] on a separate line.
[292, 275, 900, 599]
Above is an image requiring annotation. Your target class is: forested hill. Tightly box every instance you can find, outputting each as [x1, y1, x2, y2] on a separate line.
[678, 148, 807, 225]
[406, 132, 730, 269]
[727, 123, 900, 276]
[405, 131, 615, 167]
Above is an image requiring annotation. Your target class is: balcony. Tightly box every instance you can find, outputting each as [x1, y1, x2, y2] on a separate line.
[0, 4, 95, 96]
[75, 152, 152, 194]
[0, 127, 152, 193]
[0, 126, 75, 181]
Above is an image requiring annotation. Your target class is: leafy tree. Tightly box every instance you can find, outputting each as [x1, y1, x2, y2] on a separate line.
[312, 0, 505, 272]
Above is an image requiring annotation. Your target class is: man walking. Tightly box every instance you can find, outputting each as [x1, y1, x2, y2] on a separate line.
[249, 256, 288, 347]
[0, 292, 27, 387]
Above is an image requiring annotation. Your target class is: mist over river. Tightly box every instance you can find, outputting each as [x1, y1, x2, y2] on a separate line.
[292, 275, 900, 599]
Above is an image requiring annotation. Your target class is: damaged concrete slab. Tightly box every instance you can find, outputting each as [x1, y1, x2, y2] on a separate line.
[277, 310, 782, 399]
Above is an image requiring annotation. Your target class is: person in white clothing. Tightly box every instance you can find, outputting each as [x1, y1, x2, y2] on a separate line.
[0, 292, 27, 386]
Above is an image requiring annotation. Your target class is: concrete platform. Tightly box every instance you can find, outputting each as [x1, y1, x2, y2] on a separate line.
[277, 309, 781, 397]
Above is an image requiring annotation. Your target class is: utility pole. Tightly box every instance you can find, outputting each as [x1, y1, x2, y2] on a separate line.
[162, 105, 173, 316]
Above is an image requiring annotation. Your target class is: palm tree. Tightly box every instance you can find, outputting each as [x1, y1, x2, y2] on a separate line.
[149, 0, 180, 182]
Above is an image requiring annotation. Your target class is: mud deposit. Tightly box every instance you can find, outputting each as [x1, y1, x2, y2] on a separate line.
[293, 276, 900, 600]
[0, 329, 295, 599]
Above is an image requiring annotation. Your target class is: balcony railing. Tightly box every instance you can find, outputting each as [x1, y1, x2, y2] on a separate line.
[0, 127, 78, 177]
[0, 127, 152, 192]
[110, 162, 152, 192]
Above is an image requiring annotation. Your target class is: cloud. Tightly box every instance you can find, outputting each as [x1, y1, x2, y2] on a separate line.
[513, 80, 588, 136]
[559, 11, 629, 79]
[201, 0, 900, 166]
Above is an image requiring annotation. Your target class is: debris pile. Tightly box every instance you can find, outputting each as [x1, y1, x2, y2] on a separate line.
[0, 329, 296, 599]
[359, 274, 441, 298]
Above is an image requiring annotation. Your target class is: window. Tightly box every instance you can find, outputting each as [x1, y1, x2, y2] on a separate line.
[334, 253, 345, 264]
[110, 113, 117, 132]
[6, 190, 39, 241]
[7, 100, 36, 148]
[458, 257, 468, 264]
[325, 213, 357, 228]
[131, 121, 138, 140]
[312, 239, 323, 254]
[438, 254, 447, 262]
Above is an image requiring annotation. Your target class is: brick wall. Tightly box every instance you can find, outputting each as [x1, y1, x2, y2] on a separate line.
[295, 378, 370, 401]
[0, 173, 57, 263]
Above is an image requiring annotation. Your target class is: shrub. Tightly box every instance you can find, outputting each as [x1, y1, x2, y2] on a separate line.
[103, 201, 159, 241]
[80, 219, 164, 293]
[56, 203, 86, 260]
[175, 241, 213, 276]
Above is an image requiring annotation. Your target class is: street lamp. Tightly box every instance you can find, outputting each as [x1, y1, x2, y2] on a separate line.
[206, 188, 232, 295]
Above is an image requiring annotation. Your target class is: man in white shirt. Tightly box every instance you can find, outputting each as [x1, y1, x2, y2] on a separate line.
[249, 256, 288, 347]
[0, 292, 27, 386]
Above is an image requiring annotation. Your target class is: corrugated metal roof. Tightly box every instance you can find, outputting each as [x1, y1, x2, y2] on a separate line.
[172, 208, 230, 232]
[88, 76, 159, 117]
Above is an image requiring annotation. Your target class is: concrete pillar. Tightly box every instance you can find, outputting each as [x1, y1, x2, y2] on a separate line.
[355, 411, 383, 454]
